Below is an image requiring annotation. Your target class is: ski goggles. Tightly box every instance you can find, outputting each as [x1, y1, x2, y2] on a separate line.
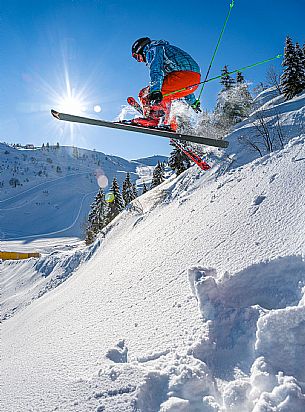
[132, 52, 145, 62]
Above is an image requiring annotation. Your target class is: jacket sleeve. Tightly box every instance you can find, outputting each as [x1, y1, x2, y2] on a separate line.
[146, 46, 165, 92]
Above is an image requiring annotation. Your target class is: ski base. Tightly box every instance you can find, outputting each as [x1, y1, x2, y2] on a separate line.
[51, 110, 229, 149]
[171, 139, 211, 171]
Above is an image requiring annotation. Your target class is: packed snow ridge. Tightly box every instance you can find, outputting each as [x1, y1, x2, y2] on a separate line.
[1, 88, 305, 412]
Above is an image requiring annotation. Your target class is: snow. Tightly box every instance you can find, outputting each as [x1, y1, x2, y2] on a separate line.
[0, 144, 166, 239]
[1, 89, 305, 411]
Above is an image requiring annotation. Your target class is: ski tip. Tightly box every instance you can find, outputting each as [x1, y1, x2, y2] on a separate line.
[51, 109, 60, 119]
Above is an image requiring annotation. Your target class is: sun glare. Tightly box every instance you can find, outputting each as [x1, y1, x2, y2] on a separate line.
[58, 96, 85, 114]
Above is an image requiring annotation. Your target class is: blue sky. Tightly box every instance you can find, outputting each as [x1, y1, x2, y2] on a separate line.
[1, 0, 304, 159]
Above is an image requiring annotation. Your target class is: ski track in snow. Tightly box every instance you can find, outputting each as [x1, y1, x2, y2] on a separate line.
[1, 90, 305, 412]
[3, 189, 96, 241]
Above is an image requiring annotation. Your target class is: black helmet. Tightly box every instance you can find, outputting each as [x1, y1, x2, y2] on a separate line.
[132, 37, 151, 56]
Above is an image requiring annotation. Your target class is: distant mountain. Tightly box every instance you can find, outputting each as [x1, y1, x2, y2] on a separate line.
[0, 144, 168, 239]
[133, 154, 168, 166]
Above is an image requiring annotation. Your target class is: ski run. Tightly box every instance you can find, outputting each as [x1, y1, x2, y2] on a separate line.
[1, 88, 305, 411]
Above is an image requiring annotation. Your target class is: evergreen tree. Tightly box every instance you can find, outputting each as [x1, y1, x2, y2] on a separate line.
[132, 183, 138, 199]
[236, 71, 245, 84]
[106, 177, 125, 222]
[142, 182, 148, 195]
[281, 36, 305, 100]
[122, 172, 136, 206]
[215, 80, 252, 127]
[295, 42, 305, 76]
[168, 142, 191, 175]
[150, 161, 165, 189]
[85, 188, 108, 244]
[85, 228, 95, 246]
[221, 65, 235, 90]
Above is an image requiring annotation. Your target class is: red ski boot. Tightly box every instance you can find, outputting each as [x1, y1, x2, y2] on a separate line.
[130, 117, 160, 128]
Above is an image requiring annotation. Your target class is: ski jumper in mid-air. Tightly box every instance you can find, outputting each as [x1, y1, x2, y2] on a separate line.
[131, 37, 201, 131]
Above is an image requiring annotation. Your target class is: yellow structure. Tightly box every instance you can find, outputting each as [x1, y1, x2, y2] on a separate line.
[0, 251, 40, 260]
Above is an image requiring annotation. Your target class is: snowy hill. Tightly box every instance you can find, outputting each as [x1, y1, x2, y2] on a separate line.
[132, 155, 169, 166]
[1, 89, 305, 411]
[0, 144, 165, 240]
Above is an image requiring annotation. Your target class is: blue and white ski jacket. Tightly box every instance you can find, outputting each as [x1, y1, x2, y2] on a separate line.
[143, 40, 200, 93]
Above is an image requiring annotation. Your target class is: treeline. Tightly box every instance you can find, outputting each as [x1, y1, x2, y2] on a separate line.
[85, 162, 166, 244]
[281, 36, 305, 100]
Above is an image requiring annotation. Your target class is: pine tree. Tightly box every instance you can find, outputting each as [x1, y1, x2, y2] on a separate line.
[281, 36, 305, 100]
[238, 81, 253, 114]
[85, 228, 95, 246]
[221, 65, 235, 90]
[150, 161, 165, 189]
[106, 177, 125, 222]
[295, 42, 305, 78]
[132, 183, 138, 199]
[215, 80, 252, 127]
[85, 188, 108, 244]
[142, 182, 148, 194]
[236, 71, 245, 84]
[122, 172, 136, 206]
[168, 142, 191, 175]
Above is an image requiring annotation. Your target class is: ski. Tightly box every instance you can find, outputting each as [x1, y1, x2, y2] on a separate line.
[170, 139, 211, 171]
[127, 97, 211, 171]
[127, 97, 143, 114]
[51, 109, 229, 149]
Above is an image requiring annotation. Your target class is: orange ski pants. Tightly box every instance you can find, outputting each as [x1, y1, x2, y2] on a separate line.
[161, 70, 201, 101]
[139, 71, 201, 121]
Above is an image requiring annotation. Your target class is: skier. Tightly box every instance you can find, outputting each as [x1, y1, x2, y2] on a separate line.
[131, 37, 201, 131]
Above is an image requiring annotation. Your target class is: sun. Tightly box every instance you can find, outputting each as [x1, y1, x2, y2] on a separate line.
[58, 95, 85, 114]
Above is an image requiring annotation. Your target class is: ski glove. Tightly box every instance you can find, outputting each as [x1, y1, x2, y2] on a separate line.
[148, 90, 163, 105]
[191, 101, 202, 113]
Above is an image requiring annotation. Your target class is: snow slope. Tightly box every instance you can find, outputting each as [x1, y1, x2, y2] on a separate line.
[0, 144, 164, 240]
[1, 89, 305, 411]
[0, 145, 167, 320]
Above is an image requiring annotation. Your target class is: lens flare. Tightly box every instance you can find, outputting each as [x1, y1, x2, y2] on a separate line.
[97, 175, 108, 188]
[105, 192, 115, 203]
[95, 168, 108, 189]
[94, 105, 102, 113]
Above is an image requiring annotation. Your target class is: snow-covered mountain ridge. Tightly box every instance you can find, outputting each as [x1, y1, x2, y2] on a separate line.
[0, 143, 167, 239]
[1, 89, 305, 411]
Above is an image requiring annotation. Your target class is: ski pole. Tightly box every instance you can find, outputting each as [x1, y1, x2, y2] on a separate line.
[163, 54, 282, 98]
[195, 0, 235, 107]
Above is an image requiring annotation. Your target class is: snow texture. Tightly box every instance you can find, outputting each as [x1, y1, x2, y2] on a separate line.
[1, 89, 305, 411]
